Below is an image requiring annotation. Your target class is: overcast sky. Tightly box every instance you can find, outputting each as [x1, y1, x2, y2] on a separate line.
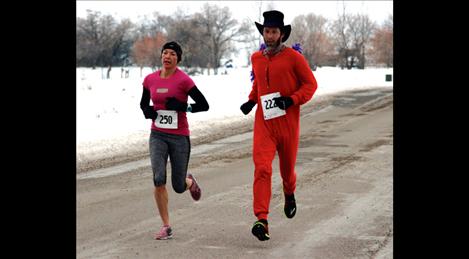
[76, 1, 393, 25]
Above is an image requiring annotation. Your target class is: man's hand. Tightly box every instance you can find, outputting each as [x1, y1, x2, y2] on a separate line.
[273, 96, 293, 110]
[240, 100, 256, 115]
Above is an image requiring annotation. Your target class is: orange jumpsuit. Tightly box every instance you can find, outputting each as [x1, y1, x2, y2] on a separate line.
[248, 47, 317, 221]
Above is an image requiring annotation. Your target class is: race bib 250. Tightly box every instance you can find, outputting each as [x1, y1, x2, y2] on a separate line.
[154, 110, 178, 129]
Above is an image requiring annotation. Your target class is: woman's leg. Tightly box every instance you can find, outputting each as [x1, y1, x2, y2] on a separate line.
[154, 186, 169, 225]
[167, 135, 191, 193]
[149, 131, 170, 225]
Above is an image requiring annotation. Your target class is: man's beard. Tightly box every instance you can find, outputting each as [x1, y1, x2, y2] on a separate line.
[265, 37, 282, 48]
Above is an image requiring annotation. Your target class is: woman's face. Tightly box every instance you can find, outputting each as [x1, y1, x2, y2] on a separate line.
[161, 49, 178, 69]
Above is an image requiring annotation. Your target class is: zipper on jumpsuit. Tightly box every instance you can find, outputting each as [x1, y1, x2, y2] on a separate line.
[263, 55, 282, 138]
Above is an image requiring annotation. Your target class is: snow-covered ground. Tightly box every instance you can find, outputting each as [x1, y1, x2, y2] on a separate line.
[77, 65, 393, 164]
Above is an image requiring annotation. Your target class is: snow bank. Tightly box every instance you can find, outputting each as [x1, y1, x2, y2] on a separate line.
[77, 66, 393, 165]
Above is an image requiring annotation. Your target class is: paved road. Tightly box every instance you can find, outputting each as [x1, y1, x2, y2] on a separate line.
[77, 87, 393, 258]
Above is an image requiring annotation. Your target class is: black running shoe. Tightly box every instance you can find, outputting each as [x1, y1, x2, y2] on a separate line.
[284, 193, 296, 218]
[251, 219, 270, 241]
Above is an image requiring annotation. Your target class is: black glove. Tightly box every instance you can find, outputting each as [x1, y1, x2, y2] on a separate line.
[240, 100, 256, 115]
[143, 106, 157, 120]
[166, 97, 188, 112]
[273, 96, 293, 110]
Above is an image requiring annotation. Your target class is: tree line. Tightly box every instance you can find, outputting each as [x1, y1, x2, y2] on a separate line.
[76, 3, 393, 77]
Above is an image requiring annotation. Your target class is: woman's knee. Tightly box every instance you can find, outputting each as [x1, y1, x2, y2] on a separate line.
[154, 178, 166, 187]
[172, 181, 187, 194]
[154, 184, 166, 193]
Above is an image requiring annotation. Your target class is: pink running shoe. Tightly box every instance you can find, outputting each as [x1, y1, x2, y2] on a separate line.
[187, 173, 201, 201]
[155, 225, 172, 240]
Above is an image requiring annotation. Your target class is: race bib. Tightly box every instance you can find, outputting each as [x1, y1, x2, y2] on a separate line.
[154, 110, 178, 129]
[260, 92, 286, 120]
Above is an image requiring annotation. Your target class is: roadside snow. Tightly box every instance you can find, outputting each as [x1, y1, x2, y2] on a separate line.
[77, 66, 393, 164]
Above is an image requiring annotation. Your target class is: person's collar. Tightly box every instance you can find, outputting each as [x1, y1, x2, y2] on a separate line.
[263, 43, 286, 57]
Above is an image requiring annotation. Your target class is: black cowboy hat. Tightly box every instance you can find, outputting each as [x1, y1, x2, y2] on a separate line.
[255, 10, 291, 42]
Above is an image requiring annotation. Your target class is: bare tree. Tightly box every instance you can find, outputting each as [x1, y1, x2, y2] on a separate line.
[239, 2, 267, 65]
[196, 3, 251, 75]
[370, 15, 393, 67]
[330, 5, 357, 69]
[98, 16, 133, 78]
[348, 14, 376, 69]
[163, 9, 210, 70]
[131, 37, 148, 76]
[135, 12, 168, 38]
[77, 10, 133, 77]
[329, 2, 356, 69]
[237, 18, 257, 66]
[76, 10, 103, 69]
[134, 9, 209, 73]
[290, 14, 335, 68]
[131, 33, 167, 76]
[329, 1, 377, 70]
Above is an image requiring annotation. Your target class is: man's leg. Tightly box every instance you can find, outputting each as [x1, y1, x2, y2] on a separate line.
[252, 130, 277, 221]
[278, 132, 299, 218]
[278, 134, 299, 196]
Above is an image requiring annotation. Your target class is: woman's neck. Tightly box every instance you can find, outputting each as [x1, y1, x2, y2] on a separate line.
[160, 67, 177, 78]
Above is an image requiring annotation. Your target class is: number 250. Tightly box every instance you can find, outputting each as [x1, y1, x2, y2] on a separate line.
[159, 115, 173, 124]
